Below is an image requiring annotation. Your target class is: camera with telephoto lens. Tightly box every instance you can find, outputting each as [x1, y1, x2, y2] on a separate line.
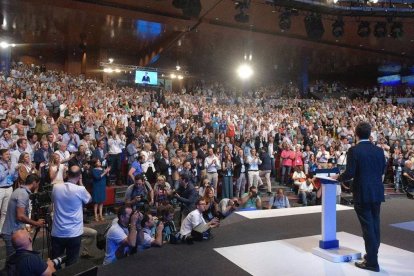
[51, 255, 67, 269]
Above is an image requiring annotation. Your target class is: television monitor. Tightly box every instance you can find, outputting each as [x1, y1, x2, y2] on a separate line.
[135, 70, 158, 85]
[377, 74, 400, 85]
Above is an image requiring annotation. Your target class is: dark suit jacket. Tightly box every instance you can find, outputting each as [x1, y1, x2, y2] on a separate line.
[92, 148, 107, 163]
[155, 158, 170, 178]
[338, 141, 386, 204]
[233, 155, 246, 179]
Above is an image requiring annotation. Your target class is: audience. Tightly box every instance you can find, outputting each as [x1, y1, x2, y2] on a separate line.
[2, 62, 414, 270]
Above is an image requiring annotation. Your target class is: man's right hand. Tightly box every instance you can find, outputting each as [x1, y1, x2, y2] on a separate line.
[34, 219, 46, 227]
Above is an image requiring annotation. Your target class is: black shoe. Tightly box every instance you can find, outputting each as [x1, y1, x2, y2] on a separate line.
[185, 236, 194, 245]
[355, 261, 380, 272]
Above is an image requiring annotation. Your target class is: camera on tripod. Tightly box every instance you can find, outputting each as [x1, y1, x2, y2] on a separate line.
[30, 183, 52, 218]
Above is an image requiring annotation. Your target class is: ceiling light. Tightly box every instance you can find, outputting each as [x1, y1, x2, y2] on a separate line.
[390, 22, 403, 38]
[170, 73, 177, 79]
[178, 75, 184, 80]
[304, 13, 325, 40]
[279, 10, 292, 32]
[374, 22, 387, 38]
[332, 18, 344, 38]
[108, 58, 114, 63]
[0, 41, 9, 49]
[357, 21, 371, 37]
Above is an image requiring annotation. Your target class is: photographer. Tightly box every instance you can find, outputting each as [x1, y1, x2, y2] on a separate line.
[137, 214, 164, 251]
[218, 197, 239, 218]
[5, 229, 56, 276]
[124, 174, 154, 212]
[240, 186, 262, 210]
[1, 174, 45, 258]
[103, 206, 142, 265]
[51, 165, 91, 267]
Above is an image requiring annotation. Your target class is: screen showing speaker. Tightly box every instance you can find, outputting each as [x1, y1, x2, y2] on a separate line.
[135, 70, 158, 85]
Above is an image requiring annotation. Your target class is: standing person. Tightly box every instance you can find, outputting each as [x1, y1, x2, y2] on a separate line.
[204, 148, 221, 196]
[51, 165, 92, 267]
[336, 122, 386, 272]
[233, 148, 247, 198]
[246, 148, 262, 189]
[92, 158, 111, 222]
[221, 152, 234, 199]
[0, 149, 17, 233]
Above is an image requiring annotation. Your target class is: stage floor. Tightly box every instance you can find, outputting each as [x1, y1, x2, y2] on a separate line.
[94, 198, 414, 276]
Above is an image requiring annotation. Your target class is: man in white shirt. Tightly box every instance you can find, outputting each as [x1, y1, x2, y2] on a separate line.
[179, 198, 219, 238]
[204, 148, 221, 196]
[51, 165, 91, 266]
[103, 206, 142, 265]
[55, 142, 71, 166]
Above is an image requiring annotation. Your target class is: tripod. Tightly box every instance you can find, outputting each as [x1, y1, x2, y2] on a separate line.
[32, 207, 53, 258]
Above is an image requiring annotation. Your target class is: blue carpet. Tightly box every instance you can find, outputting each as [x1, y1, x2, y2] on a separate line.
[391, 221, 414, 232]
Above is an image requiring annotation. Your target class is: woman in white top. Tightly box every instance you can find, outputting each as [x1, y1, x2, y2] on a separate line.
[49, 153, 66, 185]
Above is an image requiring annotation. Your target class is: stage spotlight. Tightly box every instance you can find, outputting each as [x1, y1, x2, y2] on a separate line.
[279, 11, 291, 32]
[332, 18, 344, 38]
[357, 21, 371, 37]
[235, 12, 249, 23]
[103, 68, 113, 73]
[178, 75, 184, 80]
[304, 13, 324, 40]
[108, 58, 114, 63]
[114, 68, 121, 73]
[374, 22, 387, 38]
[237, 64, 253, 80]
[173, 0, 202, 18]
[0, 41, 9, 49]
[170, 73, 177, 79]
[390, 22, 403, 38]
[234, 0, 251, 23]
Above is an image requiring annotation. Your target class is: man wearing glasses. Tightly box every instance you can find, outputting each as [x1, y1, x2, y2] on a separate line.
[179, 198, 219, 240]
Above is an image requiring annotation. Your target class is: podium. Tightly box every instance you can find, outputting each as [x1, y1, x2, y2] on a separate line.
[312, 168, 361, 263]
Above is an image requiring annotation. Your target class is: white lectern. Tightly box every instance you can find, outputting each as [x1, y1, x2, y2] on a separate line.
[312, 168, 361, 262]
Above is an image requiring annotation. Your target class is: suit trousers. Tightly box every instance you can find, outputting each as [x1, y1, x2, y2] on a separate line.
[354, 202, 381, 267]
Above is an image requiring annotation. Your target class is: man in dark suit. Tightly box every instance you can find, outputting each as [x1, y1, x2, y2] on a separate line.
[336, 122, 386, 272]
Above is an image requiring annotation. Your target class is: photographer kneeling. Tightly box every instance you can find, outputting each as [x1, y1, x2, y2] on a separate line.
[5, 229, 56, 276]
[1, 174, 45, 259]
[103, 206, 142, 265]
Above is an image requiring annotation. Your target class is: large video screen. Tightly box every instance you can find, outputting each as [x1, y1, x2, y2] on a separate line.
[135, 70, 158, 85]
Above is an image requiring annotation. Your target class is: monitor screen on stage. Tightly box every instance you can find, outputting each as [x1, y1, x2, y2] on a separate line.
[135, 70, 158, 85]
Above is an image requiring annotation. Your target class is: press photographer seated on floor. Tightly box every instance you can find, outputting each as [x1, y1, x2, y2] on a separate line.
[402, 160, 414, 199]
[178, 198, 220, 243]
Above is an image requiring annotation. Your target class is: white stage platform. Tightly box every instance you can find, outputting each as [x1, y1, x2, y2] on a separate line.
[215, 232, 414, 276]
[235, 204, 353, 220]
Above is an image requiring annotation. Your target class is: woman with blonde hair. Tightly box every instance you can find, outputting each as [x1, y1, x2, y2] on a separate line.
[48, 153, 66, 185]
[16, 152, 38, 187]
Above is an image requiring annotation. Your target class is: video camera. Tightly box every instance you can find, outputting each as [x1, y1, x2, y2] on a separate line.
[30, 184, 53, 220]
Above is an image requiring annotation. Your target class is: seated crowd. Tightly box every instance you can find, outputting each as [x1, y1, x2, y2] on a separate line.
[1, 62, 414, 272]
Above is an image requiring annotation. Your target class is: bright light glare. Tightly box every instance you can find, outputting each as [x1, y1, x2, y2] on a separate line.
[0, 42, 9, 49]
[103, 68, 113, 73]
[237, 64, 253, 80]
[333, 0, 339, 3]
[176, 65, 181, 71]
[114, 68, 121, 73]
[108, 58, 114, 63]
[170, 73, 177, 79]
[371, 0, 378, 3]
[178, 75, 184, 80]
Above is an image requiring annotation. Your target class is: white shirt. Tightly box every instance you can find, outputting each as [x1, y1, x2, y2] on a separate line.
[204, 155, 221, 173]
[51, 181, 91, 238]
[103, 222, 129, 265]
[179, 209, 206, 236]
[108, 137, 123, 154]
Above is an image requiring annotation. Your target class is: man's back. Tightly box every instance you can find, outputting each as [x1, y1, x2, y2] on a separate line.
[52, 182, 91, 237]
[346, 141, 386, 203]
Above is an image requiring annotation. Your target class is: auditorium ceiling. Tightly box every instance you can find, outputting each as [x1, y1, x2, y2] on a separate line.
[1, 0, 414, 77]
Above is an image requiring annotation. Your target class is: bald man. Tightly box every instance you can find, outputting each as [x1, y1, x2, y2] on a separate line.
[5, 229, 55, 276]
